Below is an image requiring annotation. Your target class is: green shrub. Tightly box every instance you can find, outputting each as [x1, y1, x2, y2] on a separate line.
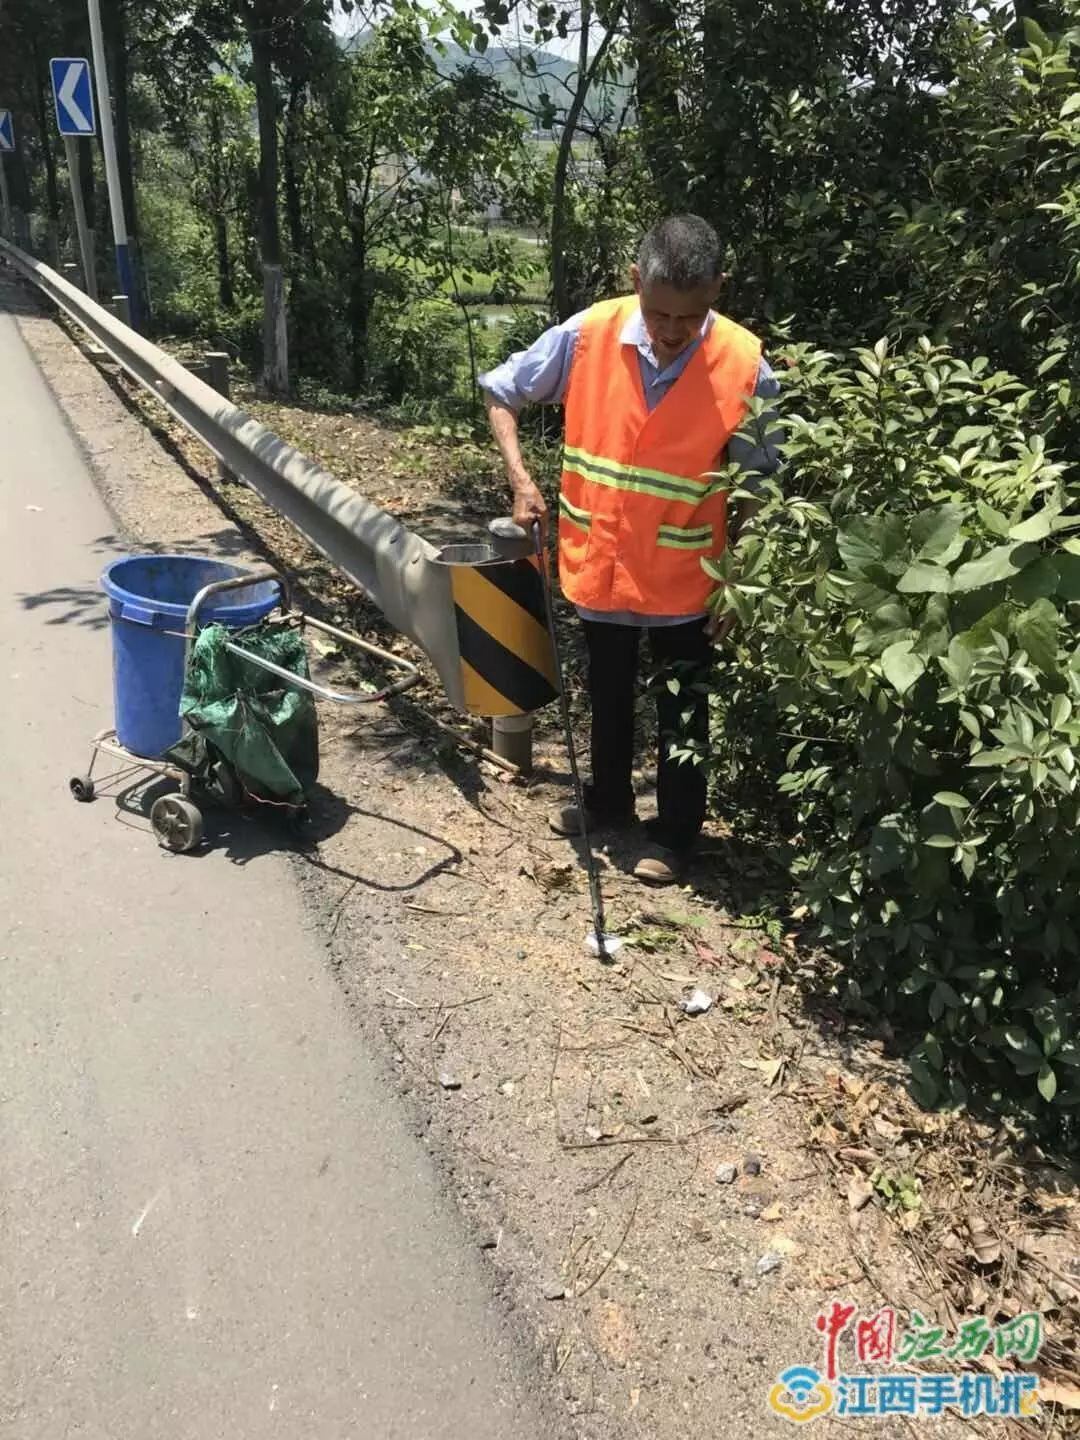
[711, 337, 1080, 1142]
[369, 295, 471, 407]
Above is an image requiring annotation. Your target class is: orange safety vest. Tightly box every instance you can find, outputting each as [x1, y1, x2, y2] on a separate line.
[559, 296, 762, 615]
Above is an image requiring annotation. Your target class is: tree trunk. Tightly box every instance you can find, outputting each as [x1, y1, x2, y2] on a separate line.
[207, 98, 234, 309]
[32, 42, 61, 262]
[282, 78, 306, 265]
[551, 1, 623, 319]
[341, 148, 373, 393]
[632, 0, 685, 209]
[246, 12, 288, 394]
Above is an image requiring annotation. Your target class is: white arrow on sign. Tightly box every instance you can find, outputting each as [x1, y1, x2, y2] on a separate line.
[58, 63, 91, 133]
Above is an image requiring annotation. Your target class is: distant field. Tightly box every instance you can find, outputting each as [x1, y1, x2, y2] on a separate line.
[375, 224, 548, 306]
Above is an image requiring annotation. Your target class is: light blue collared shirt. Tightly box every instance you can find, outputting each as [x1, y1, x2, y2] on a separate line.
[479, 303, 781, 626]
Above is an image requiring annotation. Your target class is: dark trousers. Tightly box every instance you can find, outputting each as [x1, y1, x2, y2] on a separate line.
[582, 617, 712, 852]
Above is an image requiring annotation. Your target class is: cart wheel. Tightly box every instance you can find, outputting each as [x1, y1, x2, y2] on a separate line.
[150, 794, 204, 853]
[69, 775, 95, 803]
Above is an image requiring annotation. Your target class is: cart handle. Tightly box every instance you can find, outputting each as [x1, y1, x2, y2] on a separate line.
[187, 566, 423, 705]
[185, 566, 291, 640]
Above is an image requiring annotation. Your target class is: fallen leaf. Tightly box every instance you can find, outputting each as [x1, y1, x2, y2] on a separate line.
[872, 1116, 904, 1141]
[848, 1176, 874, 1212]
[309, 633, 343, 658]
[738, 1056, 787, 1086]
[522, 860, 577, 894]
[627, 1388, 641, 1414]
[837, 1147, 877, 1167]
[968, 1275, 990, 1310]
[968, 1216, 1002, 1266]
[761, 1202, 784, 1223]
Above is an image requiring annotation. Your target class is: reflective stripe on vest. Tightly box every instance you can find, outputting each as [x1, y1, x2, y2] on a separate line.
[558, 296, 762, 616]
[558, 493, 592, 530]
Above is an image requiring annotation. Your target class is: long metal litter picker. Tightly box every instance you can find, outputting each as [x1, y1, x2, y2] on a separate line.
[532, 523, 624, 962]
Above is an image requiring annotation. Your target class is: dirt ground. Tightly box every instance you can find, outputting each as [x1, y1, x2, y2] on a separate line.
[14, 289, 1080, 1439]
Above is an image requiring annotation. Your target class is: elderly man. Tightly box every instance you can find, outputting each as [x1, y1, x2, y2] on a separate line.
[480, 214, 781, 885]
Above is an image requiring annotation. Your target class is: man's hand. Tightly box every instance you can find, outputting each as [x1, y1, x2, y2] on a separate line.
[485, 394, 549, 540]
[705, 609, 739, 644]
[511, 474, 549, 539]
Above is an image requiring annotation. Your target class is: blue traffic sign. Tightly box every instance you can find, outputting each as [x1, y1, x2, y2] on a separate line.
[0, 110, 13, 152]
[50, 58, 95, 137]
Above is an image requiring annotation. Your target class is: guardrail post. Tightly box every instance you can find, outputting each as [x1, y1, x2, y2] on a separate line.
[491, 713, 534, 775]
[62, 262, 82, 291]
[112, 293, 131, 328]
[204, 351, 234, 483]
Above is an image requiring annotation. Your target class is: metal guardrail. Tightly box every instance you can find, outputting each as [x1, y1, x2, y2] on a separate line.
[0, 235, 469, 711]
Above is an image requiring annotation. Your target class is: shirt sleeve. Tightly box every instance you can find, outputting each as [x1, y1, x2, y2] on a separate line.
[728, 358, 783, 492]
[477, 312, 586, 412]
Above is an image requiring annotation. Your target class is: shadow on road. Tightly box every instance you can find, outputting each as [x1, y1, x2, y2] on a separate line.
[19, 583, 109, 630]
[76, 768, 466, 894]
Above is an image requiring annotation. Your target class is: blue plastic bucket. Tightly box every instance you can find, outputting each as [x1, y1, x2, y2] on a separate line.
[101, 555, 280, 758]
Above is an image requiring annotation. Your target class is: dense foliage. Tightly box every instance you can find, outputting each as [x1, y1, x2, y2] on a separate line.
[710, 338, 1080, 1139]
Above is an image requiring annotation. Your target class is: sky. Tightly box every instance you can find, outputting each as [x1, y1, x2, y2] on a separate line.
[330, 0, 588, 60]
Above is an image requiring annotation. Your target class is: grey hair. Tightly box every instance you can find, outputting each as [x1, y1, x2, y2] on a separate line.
[637, 215, 723, 290]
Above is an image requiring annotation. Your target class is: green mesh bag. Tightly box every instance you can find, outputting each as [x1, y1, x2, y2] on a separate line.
[164, 620, 319, 808]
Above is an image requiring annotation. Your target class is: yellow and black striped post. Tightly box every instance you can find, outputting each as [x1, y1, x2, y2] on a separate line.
[438, 544, 558, 718]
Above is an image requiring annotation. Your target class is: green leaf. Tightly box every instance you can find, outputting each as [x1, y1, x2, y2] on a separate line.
[1060, 93, 1080, 118]
[897, 561, 950, 594]
[1037, 351, 1067, 376]
[1005, 1025, 1040, 1055]
[1016, 599, 1060, 675]
[868, 820, 907, 878]
[934, 792, 970, 810]
[912, 505, 966, 565]
[968, 748, 1022, 767]
[1012, 556, 1059, 603]
[1053, 554, 1080, 600]
[837, 516, 905, 575]
[881, 640, 926, 695]
[945, 635, 975, 688]
[1051, 694, 1072, 728]
[1038, 1064, 1058, 1103]
[924, 834, 958, 848]
[976, 501, 1011, 538]
[952, 544, 1026, 593]
[1023, 15, 1050, 48]
[1009, 507, 1059, 543]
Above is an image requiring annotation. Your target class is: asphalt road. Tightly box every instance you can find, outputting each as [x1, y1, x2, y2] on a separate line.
[0, 290, 558, 1438]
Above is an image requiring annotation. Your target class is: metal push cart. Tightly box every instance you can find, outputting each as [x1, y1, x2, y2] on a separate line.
[69, 564, 421, 853]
